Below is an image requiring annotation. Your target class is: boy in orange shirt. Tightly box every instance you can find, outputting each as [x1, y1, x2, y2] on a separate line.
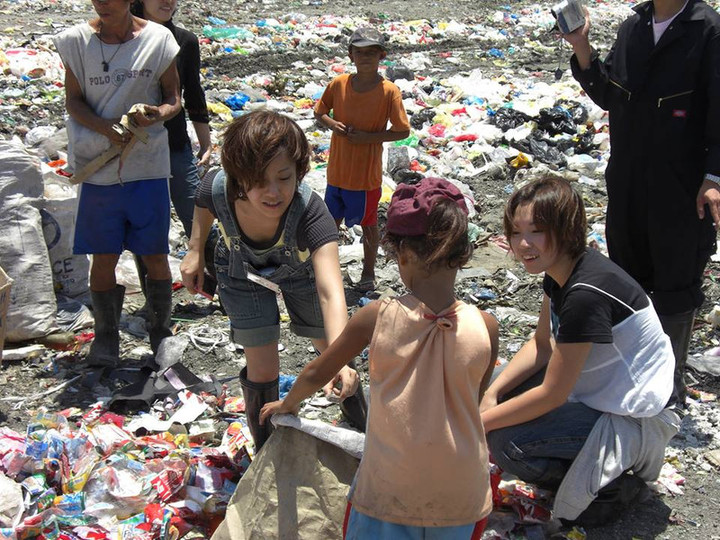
[314, 27, 410, 290]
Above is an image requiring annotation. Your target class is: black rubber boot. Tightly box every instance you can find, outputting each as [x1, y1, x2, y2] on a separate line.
[313, 350, 369, 433]
[134, 255, 149, 300]
[133, 255, 150, 317]
[87, 285, 125, 367]
[145, 278, 173, 354]
[202, 226, 220, 298]
[339, 360, 368, 432]
[340, 383, 368, 433]
[240, 367, 279, 451]
[658, 309, 696, 407]
[568, 472, 650, 528]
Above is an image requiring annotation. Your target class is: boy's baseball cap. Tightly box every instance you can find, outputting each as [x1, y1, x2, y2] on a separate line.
[349, 27, 387, 50]
[386, 177, 468, 236]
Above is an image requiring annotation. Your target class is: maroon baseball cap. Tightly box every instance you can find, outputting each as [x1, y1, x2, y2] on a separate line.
[386, 177, 468, 236]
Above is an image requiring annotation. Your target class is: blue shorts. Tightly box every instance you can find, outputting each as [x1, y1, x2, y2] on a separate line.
[74, 179, 171, 255]
[343, 505, 487, 540]
[215, 244, 326, 347]
[324, 185, 382, 227]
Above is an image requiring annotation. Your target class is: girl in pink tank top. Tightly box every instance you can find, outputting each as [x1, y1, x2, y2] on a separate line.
[260, 177, 499, 539]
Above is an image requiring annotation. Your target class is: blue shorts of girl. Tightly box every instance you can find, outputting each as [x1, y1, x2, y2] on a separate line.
[215, 246, 326, 348]
[73, 179, 170, 255]
[343, 505, 487, 540]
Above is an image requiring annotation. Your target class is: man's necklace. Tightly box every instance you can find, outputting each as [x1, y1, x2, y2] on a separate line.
[97, 21, 132, 72]
[99, 40, 122, 72]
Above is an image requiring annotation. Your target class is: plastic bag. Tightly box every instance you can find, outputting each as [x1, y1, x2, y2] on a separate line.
[410, 108, 435, 129]
[511, 136, 567, 169]
[493, 107, 533, 131]
[536, 106, 575, 135]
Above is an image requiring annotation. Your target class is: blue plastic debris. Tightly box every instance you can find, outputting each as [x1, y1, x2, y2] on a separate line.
[225, 93, 250, 110]
[279, 374, 297, 399]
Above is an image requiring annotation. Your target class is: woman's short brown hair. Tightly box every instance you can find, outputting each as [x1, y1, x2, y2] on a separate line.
[221, 110, 311, 201]
[503, 177, 587, 259]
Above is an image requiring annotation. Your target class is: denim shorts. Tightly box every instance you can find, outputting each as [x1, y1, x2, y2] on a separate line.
[215, 245, 325, 347]
[74, 178, 170, 255]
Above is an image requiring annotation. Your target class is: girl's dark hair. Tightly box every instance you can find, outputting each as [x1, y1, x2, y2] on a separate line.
[130, 1, 144, 17]
[382, 198, 472, 271]
[503, 176, 587, 258]
[221, 110, 311, 201]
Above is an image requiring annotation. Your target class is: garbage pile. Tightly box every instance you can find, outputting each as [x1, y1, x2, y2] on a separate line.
[1, 0, 720, 538]
[0, 394, 255, 538]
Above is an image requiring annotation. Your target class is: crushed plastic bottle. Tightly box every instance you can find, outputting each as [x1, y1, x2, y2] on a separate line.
[202, 25, 254, 40]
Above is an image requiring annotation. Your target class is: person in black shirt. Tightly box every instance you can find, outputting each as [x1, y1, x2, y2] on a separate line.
[481, 177, 677, 525]
[131, 0, 211, 236]
[562, 0, 720, 405]
[131, 0, 217, 305]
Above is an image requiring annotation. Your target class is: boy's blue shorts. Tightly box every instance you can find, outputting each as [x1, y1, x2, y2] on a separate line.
[73, 179, 171, 255]
[324, 185, 382, 227]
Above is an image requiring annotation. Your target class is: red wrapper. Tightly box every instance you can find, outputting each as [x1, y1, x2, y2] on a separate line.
[151, 468, 186, 501]
[505, 496, 552, 524]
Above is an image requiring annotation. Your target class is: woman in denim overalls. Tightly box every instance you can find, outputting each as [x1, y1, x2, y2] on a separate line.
[181, 111, 366, 449]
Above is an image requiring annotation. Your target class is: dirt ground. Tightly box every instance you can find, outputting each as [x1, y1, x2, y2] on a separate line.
[2, 0, 720, 538]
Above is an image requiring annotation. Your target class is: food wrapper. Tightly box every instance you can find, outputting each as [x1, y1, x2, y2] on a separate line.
[87, 424, 133, 457]
[565, 526, 587, 539]
[115, 513, 148, 540]
[96, 414, 125, 429]
[68, 526, 110, 539]
[188, 420, 215, 442]
[15, 510, 58, 540]
[222, 396, 245, 413]
[503, 496, 552, 524]
[221, 422, 253, 468]
[150, 468, 185, 502]
[0, 427, 26, 455]
[36, 488, 57, 512]
[80, 404, 106, 427]
[32, 413, 69, 432]
[21, 474, 46, 497]
[53, 493, 84, 515]
[2, 451, 29, 479]
[62, 450, 99, 494]
[192, 460, 228, 493]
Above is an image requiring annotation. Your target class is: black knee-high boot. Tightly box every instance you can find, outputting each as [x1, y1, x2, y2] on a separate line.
[339, 360, 368, 432]
[313, 349, 369, 432]
[658, 310, 696, 407]
[145, 278, 173, 354]
[134, 255, 149, 301]
[240, 367, 279, 451]
[87, 285, 125, 366]
[340, 384, 368, 433]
